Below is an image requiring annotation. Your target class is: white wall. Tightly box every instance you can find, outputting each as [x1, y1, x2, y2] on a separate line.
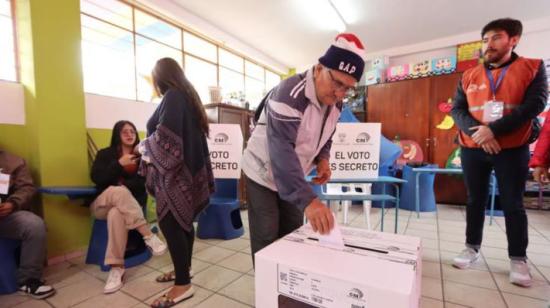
[85, 94, 158, 131]
[366, 17, 550, 71]
[0, 80, 25, 125]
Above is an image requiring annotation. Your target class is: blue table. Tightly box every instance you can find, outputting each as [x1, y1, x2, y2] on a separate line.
[307, 176, 407, 233]
[411, 168, 497, 225]
[39, 186, 97, 199]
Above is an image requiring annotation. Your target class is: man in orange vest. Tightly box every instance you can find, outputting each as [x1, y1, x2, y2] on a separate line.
[450, 18, 547, 288]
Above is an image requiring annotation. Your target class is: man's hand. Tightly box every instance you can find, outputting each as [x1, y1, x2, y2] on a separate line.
[312, 159, 331, 185]
[480, 139, 502, 155]
[304, 198, 334, 234]
[533, 166, 549, 184]
[0, 202, 15, 217]
[470, 125, 495, 145]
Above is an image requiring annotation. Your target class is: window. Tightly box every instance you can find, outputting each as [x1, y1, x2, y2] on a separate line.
[219, 67, 244, 104]
[135, 10, 181, 49]
[184, 54, 217, 104]
[135, 36, 182, 102]
[81, 15, 136, 99]
[80, 0, 283, 106]
[219, 48, 243, 73]
[183, 32, 217, 63]
[0, 0, 16, 81]
[266, 70, 281, 92]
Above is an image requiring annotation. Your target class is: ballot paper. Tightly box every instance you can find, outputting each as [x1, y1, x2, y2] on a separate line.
[317, 214, 345, 249]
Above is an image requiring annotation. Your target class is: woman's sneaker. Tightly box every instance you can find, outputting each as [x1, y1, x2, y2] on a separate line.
[144, 234, 167, 256]
[104, 267, 125, 294]
[19, 279, 56, 299]
[453, 247, 480, 269]
[509, 260, 532, 288]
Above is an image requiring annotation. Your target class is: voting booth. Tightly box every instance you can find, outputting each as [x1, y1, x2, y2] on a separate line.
[255, 225, 422, 308]
[197, 124, 244, 239]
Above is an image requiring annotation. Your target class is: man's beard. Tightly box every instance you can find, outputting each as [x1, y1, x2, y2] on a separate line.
[483, 48, 508, 64]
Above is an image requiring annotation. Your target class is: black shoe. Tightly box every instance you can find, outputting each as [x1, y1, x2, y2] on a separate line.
[19, 278, 56, 299]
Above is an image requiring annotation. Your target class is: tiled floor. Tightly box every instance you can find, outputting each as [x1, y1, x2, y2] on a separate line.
[2, 204, 550, 308]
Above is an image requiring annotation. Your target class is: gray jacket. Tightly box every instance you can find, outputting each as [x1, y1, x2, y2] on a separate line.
[242, 68, 341, 210]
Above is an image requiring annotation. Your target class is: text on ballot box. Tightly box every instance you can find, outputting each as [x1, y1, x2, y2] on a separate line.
[207, 124, 243, 179]
[329, 123, 381, 178]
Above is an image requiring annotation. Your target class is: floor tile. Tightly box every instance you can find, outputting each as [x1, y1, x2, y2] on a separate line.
[191, 265, 242, 292]
[219, 275, 255, 306]
[194, 294, 251, 307]
[443, 280, 506, 308]
[193, 246, 236, 264]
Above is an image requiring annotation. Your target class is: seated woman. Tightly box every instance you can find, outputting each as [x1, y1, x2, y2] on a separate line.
[90, 120, 167, 294]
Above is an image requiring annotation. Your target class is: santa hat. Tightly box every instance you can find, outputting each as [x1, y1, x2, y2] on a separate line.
[319, 33, 366, 82]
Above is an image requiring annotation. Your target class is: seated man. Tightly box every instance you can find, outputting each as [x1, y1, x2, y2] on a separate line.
[0, 148, 55, 299]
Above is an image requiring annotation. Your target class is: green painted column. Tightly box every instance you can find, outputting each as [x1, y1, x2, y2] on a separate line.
[16, 0, 91, 257]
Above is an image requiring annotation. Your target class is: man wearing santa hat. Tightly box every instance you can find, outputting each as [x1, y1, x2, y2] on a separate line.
[241, 33, 366, 262]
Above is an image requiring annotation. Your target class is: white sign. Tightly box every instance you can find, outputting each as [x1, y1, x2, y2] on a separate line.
[329, 123, 381, 179]
[207, 124, 244, 179]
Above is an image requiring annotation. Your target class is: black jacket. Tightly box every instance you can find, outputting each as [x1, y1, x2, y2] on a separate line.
[90, 147, 147, 207]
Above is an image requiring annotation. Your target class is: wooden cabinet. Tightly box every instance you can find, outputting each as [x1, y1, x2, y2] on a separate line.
[204, 103, 254, 208]
[367, 74, 467, 205]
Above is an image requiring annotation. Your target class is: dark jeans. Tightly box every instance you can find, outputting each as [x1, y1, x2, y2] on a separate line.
[158, 211, 194, 285]
[460, 145, 530, 259]
[246, 177, 304, 264]
[0, 211, 47, 284]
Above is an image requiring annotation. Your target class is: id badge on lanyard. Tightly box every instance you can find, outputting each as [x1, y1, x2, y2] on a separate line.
[482, 66, 509, 123]
[0, 169, 10, 195]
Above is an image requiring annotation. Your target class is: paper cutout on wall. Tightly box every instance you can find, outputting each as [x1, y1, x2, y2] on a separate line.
[445, 147, 461, 168]
[436, 115, 455, 130]
[396, 140, 423, 165]
[438, 98, 453, 113]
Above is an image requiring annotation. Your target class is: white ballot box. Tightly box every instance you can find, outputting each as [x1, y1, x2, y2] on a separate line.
[255, 225, 422, 308]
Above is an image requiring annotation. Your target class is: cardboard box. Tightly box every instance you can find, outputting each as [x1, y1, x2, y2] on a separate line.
[255, 225, 422, 308]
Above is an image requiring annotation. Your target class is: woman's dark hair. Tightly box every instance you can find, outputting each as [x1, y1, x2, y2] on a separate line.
[110, 120, 140, 149]
[152, 57, 210, 136]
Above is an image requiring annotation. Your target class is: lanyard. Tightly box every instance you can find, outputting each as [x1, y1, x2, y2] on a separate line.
[485, 66, 509, 101]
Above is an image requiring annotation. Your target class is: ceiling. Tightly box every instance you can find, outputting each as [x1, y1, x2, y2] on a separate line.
[170, 0, 550, 70]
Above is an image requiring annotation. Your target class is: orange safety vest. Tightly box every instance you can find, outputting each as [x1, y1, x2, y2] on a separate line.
[458, 57, 542, 149]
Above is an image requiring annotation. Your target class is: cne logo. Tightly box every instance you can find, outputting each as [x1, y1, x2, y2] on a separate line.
[339, 61, 356, 74]
[214, 133, 229, 144]
[347, 288, 364, 300]
[355, 132, 370, 144]
[338, 132, 346, 143]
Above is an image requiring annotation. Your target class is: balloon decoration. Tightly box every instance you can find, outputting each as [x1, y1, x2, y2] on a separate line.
[436, 98, 455, 130]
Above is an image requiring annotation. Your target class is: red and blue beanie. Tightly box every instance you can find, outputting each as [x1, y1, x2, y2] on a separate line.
[319, 33, 366, 82]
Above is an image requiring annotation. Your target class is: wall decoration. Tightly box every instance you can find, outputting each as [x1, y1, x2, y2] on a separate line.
[386, 64, 409, 82]
[432, 56, 457, 75]
[410, 60, 431, 78]
[436, 115, 455, 130]
[456, 41, 483, 72]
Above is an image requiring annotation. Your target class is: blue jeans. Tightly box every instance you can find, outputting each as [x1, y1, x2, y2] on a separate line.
[460, 145, 530, 259]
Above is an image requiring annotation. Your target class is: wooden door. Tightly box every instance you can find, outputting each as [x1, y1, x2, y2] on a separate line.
[429, 73, 467, 204]
[367, 78, 431, 157]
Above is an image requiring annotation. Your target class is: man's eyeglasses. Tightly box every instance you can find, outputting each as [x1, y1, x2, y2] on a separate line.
[327, 69, 357, 96]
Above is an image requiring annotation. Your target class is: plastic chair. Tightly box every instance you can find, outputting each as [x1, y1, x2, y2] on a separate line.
[372, 135, 402, 208]
[400, 163, 437, 212]
[197, 179, 244, 240]
[0, 238, 20, 294]
[85, 204, 152, 272]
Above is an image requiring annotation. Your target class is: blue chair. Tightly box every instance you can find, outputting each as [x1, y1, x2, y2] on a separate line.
[85, 220, 152, 272]
[85, 203, 152, 272]
[371, 136, 402, 208]
[197, 179, 244, 240]
[0, 238, 20, 294]
[400, 163, 438, 212]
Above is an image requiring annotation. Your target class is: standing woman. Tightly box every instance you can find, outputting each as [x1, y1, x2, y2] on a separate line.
[140, 57, 214, 307]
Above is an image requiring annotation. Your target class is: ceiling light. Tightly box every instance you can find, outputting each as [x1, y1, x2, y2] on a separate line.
[295, 0, 347, 32]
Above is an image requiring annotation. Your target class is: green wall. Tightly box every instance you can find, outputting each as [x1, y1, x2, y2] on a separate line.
[14, 0, 92, 257]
